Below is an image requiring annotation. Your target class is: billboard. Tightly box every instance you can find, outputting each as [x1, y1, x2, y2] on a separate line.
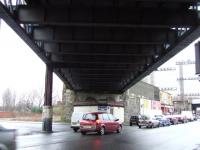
[151, 100, 161, 110]
[160, 91, 173, 106]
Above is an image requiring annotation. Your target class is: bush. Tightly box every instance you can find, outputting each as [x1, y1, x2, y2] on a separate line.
[31, 107, 42, 113]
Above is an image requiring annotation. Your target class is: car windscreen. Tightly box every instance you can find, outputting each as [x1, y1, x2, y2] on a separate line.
[141, 115, 150, 120]
[82, 114, 97, 121]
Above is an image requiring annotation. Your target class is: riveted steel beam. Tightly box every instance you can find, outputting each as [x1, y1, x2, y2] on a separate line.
[44, 43, 159, 56]
[17, 6, 198, 28]
[32, 26, 177, 45]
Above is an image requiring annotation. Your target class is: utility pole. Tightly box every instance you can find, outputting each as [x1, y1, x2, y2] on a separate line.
[179, 65, 184, 101]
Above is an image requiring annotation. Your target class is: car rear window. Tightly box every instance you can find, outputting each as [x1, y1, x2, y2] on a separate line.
[131, 116, 138, 119]
[82, 114, 97, 121]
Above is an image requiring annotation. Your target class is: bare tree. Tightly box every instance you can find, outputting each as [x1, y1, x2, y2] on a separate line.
[36, 89, 44, 108]
[29, 89, 44, 108]
[16, 93, 34, 112]
[2, 88, 16, 111]
[15, 89, 44, 112]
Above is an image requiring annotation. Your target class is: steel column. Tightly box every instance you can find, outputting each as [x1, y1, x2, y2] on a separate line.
[42, 64, 53, 132]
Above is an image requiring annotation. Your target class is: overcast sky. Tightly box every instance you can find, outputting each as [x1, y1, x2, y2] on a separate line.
[0, 20, 63, 105]
[0, 19, 199, 106]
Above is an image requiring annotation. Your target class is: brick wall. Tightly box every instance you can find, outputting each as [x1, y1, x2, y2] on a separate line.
[0, 112, 15, 118]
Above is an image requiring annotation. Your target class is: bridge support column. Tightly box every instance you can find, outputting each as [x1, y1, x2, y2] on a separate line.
[42, 64, 53, 133]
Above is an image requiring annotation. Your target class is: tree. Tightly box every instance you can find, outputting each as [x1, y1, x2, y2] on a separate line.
[2, 88, 16, 111]
[15, 89, 44, 113]
[16, 93, 33, 112]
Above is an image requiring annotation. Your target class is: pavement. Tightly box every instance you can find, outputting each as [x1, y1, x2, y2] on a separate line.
[0, 120, 70, 136]
[1, 120, 200, 150]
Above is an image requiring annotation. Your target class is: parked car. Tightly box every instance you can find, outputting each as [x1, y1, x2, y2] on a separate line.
[174, 115, 187, 123]
[154, 115, 171, 126]
[138, 115, 160, 128]
[0, 125, 16, 150]
[71, 112, 84, 132]
[193, 114, 198, 121]
[165, 115, 178, 125]
[80, 112, 122, 135]
[181, 111, 194, 121]
[130, 115, 140, 126]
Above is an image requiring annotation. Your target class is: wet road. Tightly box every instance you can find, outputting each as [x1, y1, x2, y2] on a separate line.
[8, 121, 200, 150]
[0, 120, 69, 135]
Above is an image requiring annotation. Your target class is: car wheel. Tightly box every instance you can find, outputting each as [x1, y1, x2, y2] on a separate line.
[139, 125, 141, 128]
[117, 125, 122, 133]
[81, 131, 86, 135]
[73, 128, 78, 132]
[99, 127, 105, 135]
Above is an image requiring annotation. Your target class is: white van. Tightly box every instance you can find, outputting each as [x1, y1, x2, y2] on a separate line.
[71, 112, 84, 132]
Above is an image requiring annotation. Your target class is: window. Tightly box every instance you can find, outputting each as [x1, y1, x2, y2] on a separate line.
[98, 114, 103, 120]
[83, 114, 96, 121]
[108, 114, 116, 121]
[102, 114, 110, 121]
[141, 115, 149, 120]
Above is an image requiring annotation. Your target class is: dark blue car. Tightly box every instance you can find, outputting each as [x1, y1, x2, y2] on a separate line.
[155, 115, 171, 127]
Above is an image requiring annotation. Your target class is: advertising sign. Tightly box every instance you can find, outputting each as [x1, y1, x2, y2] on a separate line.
[151, 100, 161, 110]
[160, 91, 173, 106]
[98, 106, 108, 111]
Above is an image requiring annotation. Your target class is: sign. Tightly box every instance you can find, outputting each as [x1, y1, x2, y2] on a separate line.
[151, 101, 161, 110]
[192, 99, 200, 104]
[160, 91, 173, 105]
[98, 106, 108, 111]
[140, 98, 151, 109]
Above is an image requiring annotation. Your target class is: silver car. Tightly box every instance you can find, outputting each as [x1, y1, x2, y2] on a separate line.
[0, 125, 16, 150]
[138, 115, 160, 128]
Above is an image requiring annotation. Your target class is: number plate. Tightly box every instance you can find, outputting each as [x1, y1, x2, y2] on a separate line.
[83, 126, 92, 129]
[72, 122, 78, 125]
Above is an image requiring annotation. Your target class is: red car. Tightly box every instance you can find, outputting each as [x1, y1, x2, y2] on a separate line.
[80, 112, 122, 135]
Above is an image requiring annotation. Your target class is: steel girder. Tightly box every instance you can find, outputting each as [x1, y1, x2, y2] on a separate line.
[1, 0, 200, 93]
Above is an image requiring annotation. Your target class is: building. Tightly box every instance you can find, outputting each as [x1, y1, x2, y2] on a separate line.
[62, 81, 163, 124]
[160, 91, 174, 114]
[143, 43, 200, 113]
[124, 81, 162, 123]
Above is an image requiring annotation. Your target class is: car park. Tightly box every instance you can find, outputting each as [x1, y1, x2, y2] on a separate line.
[138, 115, 160, 128]
[129, 115, 140, 126]
[80, 112, 122, 135]
[0, 125, 16, 150]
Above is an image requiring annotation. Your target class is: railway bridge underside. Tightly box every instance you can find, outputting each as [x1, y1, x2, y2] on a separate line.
[0, 0, 200, 132]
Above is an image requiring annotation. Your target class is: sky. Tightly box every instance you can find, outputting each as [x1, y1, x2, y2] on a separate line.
[0, 20, 63, 105]
[0, 18, 199, 106]
[143, 37, 200, 98]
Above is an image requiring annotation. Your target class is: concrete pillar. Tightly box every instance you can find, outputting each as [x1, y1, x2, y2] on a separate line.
[62, 86, 76, 122]
[42, 64, 53, 132]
